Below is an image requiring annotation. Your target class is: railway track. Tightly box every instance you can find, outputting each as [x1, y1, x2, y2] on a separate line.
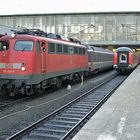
[0, 97, 24, 109]
[0, 95, 35, 110]
[0, 70, 113, 110]
[6, 75, 127, 140]
[0, 88, 54, 110]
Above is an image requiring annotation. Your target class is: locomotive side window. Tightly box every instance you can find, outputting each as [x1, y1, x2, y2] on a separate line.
[56, 44, 63, 53]
[74, 47, 78, 54]
[41, 42, 46, 52]
[48, 43, 55, 53]
[63, 45, 68, 54]
[79, 48, 82, 54]
[14, 41, 33, 51]
[69, 46, 74, 54]
[36, 41, 41, 52]
[0, 41, 9, 51]
[82, 48, 86, 55]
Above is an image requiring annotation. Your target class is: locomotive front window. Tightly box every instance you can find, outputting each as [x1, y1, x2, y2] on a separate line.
[14, 41, 33, 51]
[0, 41, 9, 51]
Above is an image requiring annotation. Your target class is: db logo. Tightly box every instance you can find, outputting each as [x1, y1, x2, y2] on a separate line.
[5, 63, 13, 68]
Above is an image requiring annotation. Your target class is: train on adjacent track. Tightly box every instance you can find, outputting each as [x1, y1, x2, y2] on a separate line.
[114, 47, 140, 74]
[0, 29, 114, 96]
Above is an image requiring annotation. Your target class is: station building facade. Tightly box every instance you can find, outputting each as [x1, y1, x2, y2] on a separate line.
[0, 12, 140, 50]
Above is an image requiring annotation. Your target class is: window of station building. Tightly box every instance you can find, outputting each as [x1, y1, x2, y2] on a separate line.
[48, 42, 55, 53]
[63, 45, 68, 54]
[0, 41, 9, 51]
[56, 44, 63, 53]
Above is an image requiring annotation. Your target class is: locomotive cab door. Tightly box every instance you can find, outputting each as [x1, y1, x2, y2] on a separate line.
[35, 41, 46, 73]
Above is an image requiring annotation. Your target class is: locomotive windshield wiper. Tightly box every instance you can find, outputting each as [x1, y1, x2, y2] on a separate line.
[21, 47, 26, 51]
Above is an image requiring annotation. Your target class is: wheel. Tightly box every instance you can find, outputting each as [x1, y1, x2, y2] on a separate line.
[9, 92, 16, 97]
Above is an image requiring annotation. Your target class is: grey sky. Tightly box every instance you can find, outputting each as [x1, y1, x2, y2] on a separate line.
[0, 0, 140, 15]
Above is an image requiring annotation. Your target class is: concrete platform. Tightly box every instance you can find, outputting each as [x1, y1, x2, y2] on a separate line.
[72, 65, 140, 140]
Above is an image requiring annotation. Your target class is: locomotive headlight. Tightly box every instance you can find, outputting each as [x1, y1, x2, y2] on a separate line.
[11, 33, 16, 38]
[21, 66, 26, 71]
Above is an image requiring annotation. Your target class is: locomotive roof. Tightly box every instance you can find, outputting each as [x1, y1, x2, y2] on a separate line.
[116, 47, 133, 52]
[0, 34, 86, 48]
[46, 37, 85, 48]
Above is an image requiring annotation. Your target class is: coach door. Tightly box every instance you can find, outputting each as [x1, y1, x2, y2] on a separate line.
[41, 41, 46, 73]
[118, 52, 128, 67]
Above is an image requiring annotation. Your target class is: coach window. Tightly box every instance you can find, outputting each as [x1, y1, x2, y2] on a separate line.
[104, 54, 106, 61]
[97, 53, 100, 62]
[107, 54, 109, 61]
[56, 44, 63, 53]
[93, 53, 97, 62]
[48, 42, 55, 53]
[0, 41, 9, 51]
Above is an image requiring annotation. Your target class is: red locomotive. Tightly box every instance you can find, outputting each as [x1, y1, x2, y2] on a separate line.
[114, 47, 139, 74]
[0, 33, 88, 96]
